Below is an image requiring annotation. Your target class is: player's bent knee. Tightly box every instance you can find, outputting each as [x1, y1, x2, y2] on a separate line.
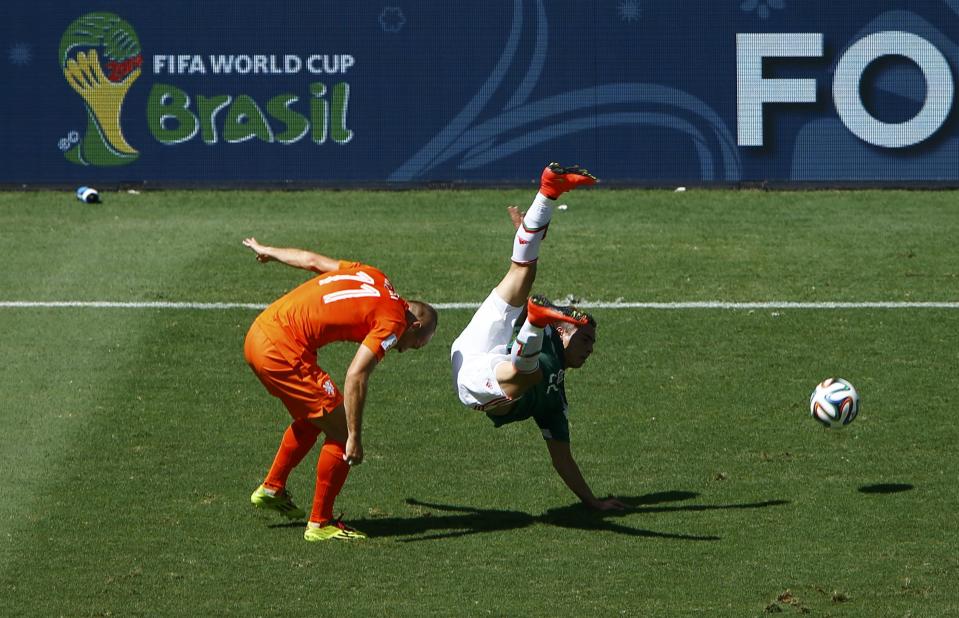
[495, 362, 542, 399]
[309, 405, 348, 442]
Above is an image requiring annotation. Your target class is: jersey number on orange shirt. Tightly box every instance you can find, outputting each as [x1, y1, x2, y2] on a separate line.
[318, 271, 400, 304]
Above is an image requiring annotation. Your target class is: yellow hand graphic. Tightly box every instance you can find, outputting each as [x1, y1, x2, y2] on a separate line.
[63, 48, 139, 156]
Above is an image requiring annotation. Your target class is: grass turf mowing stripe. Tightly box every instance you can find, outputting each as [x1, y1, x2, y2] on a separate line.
[2, 300, 959, 310]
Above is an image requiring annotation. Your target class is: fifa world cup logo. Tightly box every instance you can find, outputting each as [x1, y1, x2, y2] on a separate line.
[59, 13, 142, 166]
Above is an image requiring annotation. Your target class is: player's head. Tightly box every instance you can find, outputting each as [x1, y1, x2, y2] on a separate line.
[397, 300, 439, 352]
[556, 312, 596, 368]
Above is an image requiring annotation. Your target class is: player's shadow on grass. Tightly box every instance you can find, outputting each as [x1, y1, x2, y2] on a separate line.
[858, 483, 914, 494]
[347, 491, 788, 542]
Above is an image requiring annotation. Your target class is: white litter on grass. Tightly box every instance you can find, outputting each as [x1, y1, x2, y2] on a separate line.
[675, 186, 687, 192]
[557, 204, 568, 210]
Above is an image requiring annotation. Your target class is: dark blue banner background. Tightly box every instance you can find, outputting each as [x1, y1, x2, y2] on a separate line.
[2, 1, 959, 184]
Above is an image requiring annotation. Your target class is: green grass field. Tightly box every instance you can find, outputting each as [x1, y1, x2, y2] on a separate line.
[1, 188, 957, 616]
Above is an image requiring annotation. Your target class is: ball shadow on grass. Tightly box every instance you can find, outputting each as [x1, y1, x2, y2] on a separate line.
[857, 483, 914, 494]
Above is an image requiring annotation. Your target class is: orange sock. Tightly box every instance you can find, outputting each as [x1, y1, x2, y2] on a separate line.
[310, 440, 351, 525]
[263, 419, 321, 491]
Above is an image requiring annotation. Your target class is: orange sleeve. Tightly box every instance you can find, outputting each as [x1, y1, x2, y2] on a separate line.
[337, 260, 363, 270]
[361, 318, 407, 360]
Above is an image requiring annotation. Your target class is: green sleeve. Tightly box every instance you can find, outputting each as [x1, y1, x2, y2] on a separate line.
[533, 407, 569, 442]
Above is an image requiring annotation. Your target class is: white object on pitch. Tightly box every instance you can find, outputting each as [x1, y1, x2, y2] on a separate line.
[809, 378, 860, 428]
[75, 186, 100, 203]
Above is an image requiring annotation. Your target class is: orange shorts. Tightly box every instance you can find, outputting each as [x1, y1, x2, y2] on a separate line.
[243, 321, 344, 420]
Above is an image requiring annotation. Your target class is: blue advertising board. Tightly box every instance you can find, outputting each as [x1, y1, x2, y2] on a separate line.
[2, 1, 959, 185]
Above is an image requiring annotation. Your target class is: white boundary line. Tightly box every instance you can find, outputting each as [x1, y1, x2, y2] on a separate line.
[2, 300, 959, 310]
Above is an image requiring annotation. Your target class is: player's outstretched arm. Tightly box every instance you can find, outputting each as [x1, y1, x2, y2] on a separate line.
[545, 439, 627, 511]
[242, 237, 341, 273]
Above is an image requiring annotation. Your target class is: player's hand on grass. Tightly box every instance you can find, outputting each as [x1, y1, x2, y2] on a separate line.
[344, 435, 364, 466]
[242, 237, 273, 263]
[588, 497, 628, 511]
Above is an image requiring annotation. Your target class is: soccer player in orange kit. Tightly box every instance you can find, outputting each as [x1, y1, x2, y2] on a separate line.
[242, 239, 437, 541]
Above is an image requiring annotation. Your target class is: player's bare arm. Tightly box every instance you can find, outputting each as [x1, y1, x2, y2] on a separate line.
[242, 237, 341, 273]
[342, 344, 378, 466]
[507, 205, 524, 229]
[546, 439, 627, 511]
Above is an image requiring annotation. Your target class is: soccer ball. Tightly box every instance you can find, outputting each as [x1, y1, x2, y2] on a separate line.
[809, 378, 860, 428]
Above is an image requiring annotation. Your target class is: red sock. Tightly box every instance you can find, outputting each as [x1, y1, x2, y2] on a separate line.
[263, 419, 321, 491]
[310, 440, 351, 525]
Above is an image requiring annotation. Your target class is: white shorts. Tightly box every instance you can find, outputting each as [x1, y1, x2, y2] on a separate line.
[450, 290, 524, 411]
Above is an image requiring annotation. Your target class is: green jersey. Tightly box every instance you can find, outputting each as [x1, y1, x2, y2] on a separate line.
[486, 327, 570, 442]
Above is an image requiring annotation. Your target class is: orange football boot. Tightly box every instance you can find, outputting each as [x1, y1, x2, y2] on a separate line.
[527, 295, 593, 328]
[539, 162, 598, 199]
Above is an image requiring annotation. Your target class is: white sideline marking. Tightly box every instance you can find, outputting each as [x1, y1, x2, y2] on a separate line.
[2, 301, 959, 310]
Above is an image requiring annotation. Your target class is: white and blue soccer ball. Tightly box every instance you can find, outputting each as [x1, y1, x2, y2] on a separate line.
[809, 378, 860, 428]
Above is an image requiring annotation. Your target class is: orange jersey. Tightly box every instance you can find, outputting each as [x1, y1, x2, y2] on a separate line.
[254, 261, 408, 366]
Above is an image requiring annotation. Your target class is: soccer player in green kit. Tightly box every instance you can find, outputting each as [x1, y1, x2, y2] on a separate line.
[450, 163, 626, 511]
